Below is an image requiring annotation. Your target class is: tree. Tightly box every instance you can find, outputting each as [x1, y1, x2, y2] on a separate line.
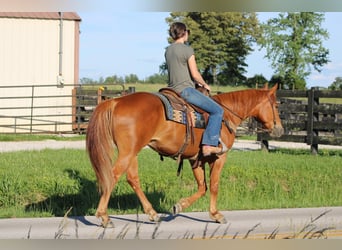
[269, 74, 286, 89]
[245, 74, 268, 88]
[104, 75, 124, 84]
[145, 73, 168, 84]
[259, 12, 329, 90]
[79, 77, 95, 84]
[165, 12, 261, 86]
[329, 77, 342, 90]
[125, 74, 139, 83]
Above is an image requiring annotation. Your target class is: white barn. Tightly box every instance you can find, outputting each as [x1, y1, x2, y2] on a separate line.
[0, 12, 81, 133]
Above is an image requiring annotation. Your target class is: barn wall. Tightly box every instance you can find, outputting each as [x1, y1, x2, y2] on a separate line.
[0, 16, 79, 133]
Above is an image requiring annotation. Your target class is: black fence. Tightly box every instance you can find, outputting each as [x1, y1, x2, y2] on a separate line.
[257, 87, 342, 154]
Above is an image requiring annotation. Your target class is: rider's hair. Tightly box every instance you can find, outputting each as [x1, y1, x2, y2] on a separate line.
[169, 22, 188, 40]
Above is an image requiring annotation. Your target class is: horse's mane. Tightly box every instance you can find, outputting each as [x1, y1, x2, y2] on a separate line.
[214, 88, 269, 105]
[212, 88, 271, 118]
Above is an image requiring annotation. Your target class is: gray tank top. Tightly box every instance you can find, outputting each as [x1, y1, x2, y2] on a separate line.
[165, 43, 195, 93]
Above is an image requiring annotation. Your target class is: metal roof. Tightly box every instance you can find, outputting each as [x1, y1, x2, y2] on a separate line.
[0, 12, 81, 21]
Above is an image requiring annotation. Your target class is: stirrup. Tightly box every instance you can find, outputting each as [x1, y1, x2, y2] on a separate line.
[202, 139, 228, 157]
[219, 138, 228, 154]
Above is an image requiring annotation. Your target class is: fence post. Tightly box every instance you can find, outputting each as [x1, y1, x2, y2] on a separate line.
[260, 138, 269, 151]
[30, 85, 35, 134]
[128, 86, 135, 93]
[307, 87, 319, 154]
[72, 88, 76, 132]
[97, 89, 103, 104]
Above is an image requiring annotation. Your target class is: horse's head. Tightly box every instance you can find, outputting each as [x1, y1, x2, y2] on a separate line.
[254, 84, 284, 138]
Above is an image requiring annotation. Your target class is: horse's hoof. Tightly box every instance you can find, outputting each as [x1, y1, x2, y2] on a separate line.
[210, 212, 227, 224]
[172, 203, 182, 215]
[147, 209, 160, 222]
[148, 213, 161, 222]
[217, 217, 227, 224]
[102, 219, 114, 228]
[96, 211, 113, 228]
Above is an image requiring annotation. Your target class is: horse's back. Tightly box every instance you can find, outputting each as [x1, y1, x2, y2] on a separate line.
[111, 92, 166, 135]
[114, 92, 164, 114]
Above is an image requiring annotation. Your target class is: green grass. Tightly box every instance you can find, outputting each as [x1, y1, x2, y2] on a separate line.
[0, 148, 341, 218]
[0, 134, 85, 142]
[92, 83, 247, 94]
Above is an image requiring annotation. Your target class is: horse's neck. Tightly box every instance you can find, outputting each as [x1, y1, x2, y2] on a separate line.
[218, 90, 264, 124]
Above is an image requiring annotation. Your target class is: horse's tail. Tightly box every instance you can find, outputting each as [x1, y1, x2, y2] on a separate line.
[86, 99, 117, 194]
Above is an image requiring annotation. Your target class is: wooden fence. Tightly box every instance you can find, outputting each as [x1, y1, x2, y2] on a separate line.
[257, 87, 342, 154]
[72, 84, 134, 133]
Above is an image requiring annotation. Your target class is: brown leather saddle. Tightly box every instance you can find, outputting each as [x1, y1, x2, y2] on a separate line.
[157, 88, 208, 129]
[155, 87, 210, 175]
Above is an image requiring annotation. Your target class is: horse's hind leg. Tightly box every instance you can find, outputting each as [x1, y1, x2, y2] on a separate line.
[173, 160, 207, 214]
[126, 156, 159, 222]
[96, 186, 115, 227]
[96, 156, 131, 227]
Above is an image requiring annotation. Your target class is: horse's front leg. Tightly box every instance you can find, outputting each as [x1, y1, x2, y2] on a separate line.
[126, 156, 160, 222]
[208, 156, 227, 224]
[173, 160, 207, 214]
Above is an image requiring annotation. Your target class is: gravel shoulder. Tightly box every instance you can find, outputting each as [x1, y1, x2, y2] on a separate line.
[0, 139, 341, 153]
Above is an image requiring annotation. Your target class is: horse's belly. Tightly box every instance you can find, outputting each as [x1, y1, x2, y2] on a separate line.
[149, 126, 202, 158]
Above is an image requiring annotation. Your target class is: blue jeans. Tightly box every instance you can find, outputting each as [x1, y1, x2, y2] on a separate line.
[180, 87, 223, 146]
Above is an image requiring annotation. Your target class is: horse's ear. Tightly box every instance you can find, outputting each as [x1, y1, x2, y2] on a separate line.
[270, 83, 278, 94]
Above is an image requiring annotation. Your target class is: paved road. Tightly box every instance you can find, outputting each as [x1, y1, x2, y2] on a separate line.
[0, 207, 341, 239]
[1, 139, 341, 152]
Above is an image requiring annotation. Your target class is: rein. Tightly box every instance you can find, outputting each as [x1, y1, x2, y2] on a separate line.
[252, 95, 278, 134]
[219, 102, 245, 121]
[214, 96, 244, 134]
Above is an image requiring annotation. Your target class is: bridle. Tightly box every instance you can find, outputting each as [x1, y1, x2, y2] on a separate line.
[252, 94, 279, 133]
[267, 94, 279, 127]
[217, 93, 279, 134]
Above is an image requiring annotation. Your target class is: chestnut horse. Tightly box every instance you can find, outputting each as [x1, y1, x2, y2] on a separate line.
[86, 84, 284, 227]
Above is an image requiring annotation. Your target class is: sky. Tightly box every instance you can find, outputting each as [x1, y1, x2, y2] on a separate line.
[78, 11, 342, 88]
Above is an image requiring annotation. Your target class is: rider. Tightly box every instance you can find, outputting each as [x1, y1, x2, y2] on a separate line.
[165, 22, 227, 156]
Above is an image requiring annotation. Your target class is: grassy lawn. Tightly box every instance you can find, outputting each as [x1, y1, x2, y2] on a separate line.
[0, 134, 85, 142]
[0, 147, 341, 218]
[85, 82, 247, 94]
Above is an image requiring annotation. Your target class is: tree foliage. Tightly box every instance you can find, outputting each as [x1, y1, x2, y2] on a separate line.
[329, 77, 342, 90]
[259, 12, 329, 90]
[165, 12, 261, 86]
[145, 73, 168, 84]
[245, 74, 268, 88]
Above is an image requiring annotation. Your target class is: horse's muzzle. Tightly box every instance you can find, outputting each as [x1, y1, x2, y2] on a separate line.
[270, 125, 284, 138]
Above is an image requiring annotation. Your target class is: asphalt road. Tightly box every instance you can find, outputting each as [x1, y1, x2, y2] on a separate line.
[1, 207, 342, 239]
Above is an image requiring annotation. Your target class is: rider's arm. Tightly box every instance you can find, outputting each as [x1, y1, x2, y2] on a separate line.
[188, 55, 211, 92]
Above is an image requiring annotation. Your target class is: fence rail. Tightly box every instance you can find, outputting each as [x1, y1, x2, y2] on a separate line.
[257, 87, 342, 153]
[0, 84, 131, 134]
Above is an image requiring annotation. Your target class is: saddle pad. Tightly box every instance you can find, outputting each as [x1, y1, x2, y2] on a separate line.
[154, 92, 206, 128]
